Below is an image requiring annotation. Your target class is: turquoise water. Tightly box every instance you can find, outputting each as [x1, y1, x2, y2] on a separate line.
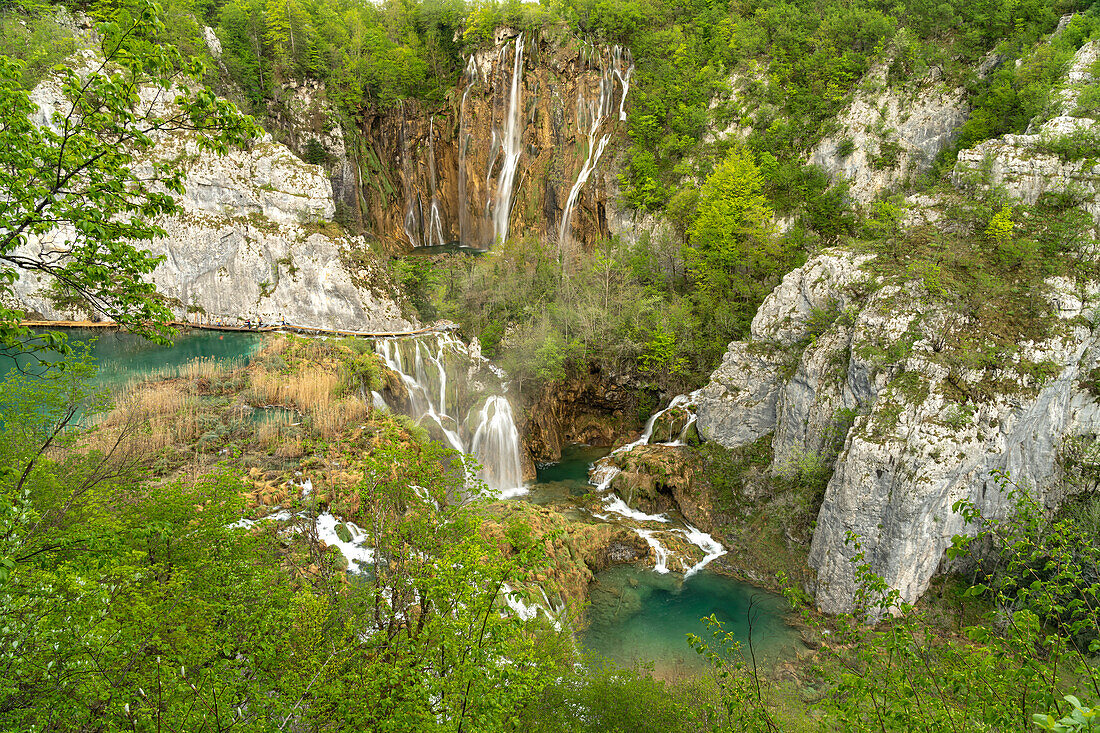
[581, 565, 800, 677]
[1, 328, 266, 391]
[525, 444, 610, 506]
[535, 443, 610, 484]
[533, 445, 800, 676]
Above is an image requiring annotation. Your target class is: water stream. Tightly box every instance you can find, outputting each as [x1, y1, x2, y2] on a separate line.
[491, 33, 525, 247]
[557, 45, 634, 250]
[9, 330, 798, 674]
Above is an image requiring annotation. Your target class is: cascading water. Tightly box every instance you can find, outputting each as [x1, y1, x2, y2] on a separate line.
[491, 33, 525, 246]
[458, 56, 479, 247]
[557, 44, 635, 250]
[612, 45, 634, 121]
[586, 389, 727, 575]
[400, 110, 423, 248]
[426, 117, 446, 247]
[375, 335, 525, 496]
[470, 396, 525, 498]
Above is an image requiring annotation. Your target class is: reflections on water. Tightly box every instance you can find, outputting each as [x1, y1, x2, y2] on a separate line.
[580, 565, 800, 678]
[2, 328, 265, 390]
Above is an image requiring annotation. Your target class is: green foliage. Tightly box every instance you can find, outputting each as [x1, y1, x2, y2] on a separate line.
[948, 10, 1100, 162]
[0, 4, 77, 85]
[214, 0, 466, 112]
[685, 147, 797, 362]
[0, 356, 573, 731]
[336, 337, 384, 394]
[0, 0, 258, 355]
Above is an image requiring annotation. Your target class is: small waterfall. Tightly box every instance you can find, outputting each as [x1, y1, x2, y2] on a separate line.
[375, 335, 524, 496]
[587, 390, 726, 575]
[458, 56, 478, 247]
[557, 45, 634, 250]
[634, 529, 671, 573]
[471, 396, 525, 497]
[492, 33, 525, 246]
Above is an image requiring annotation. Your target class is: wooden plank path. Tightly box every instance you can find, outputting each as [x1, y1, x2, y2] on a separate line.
[20, 320, 456, 339]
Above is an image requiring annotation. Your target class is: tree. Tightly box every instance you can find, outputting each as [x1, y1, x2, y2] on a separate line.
[0, 0, 258, 354]
[683, 147, 791, 365]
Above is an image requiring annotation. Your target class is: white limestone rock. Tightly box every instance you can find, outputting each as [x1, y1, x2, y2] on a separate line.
[809, 64, 969, 203]
[696, 248, 1100, 615]
[954, 42, 1100, 224]
[10, 58, 412, 332]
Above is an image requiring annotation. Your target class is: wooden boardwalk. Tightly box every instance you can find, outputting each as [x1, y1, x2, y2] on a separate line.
[20, 320, 456, 339]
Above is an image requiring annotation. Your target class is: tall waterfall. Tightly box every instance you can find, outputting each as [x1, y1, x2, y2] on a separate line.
[557, 45, 634, 250]
[492, 33, 525, 247]
[458, 56, 478, 248]
[375, 335, 525, 496]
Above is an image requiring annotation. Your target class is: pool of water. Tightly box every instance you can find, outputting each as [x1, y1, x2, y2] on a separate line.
[580, 565, 800, 678]
[1, 328, 266, 391]
[524, 444, 610, 506]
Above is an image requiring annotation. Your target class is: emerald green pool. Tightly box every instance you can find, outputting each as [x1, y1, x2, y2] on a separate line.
[1, 328, 266, 391]
[581, 565, 800, 678]
[533, 445, 800, 676]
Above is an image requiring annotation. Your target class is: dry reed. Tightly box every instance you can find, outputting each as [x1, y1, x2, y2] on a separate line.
[93, 382, 203, 455]
[250, 370, 339, 412]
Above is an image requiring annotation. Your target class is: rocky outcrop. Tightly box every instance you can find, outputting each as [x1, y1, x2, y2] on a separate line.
[810, 64, 968, 203]
[696, 248, 1100, 614]
[11, 57, 412, 331]
[954, 41, 1100, 222]
[343, 29, 633, 254]
[606, 445, 716, 530]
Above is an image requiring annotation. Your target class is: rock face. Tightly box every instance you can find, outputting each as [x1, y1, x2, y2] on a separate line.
[954, 41, 1100, 222]
[809, 64, 969, 203]
[335, 30, 634, 255]
[521, 365, 653, 464]
[696, 248, 1100, 613]
[693, 39, 1100, 615]
[11, 55, 412, 332]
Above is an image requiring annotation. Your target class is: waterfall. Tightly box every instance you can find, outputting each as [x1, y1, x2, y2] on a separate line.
[471, 396, 525, 497]
[426, 117, 446, 247]
[375, 335, 524, 496]
[400, 111, 422, 247]
[458, 56, 478, 247]
[587, 390, 726, 576]
[557, 45, 634, 250]
[612, 45, 634, 121]
[634, 529, 671, 573]
[492, 34, 525, 247]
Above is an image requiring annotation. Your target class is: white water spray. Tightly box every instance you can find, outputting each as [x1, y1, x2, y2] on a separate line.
[375, 336, 524, 496]
[492, 34, 525, 246]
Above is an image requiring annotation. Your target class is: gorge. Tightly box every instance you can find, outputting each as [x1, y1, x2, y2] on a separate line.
[7, 0, 1100, 727]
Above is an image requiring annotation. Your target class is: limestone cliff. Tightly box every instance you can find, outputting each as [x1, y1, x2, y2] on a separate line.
[10, 51, 412, 332]
[336, 28, 633, 254]
[689, 38, 1100, 615]
[696, 245, 1100, 613]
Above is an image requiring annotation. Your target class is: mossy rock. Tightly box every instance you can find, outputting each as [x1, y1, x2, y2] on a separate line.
[648, 407, 693, 444]
[334, 522, 353, 544]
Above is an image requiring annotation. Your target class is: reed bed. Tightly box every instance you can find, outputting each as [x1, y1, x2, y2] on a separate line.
[250, 369, 339, 413]
[255, 410, 304, 458]
[93, 382, 204, 455]
[309, 399, 370, 440]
